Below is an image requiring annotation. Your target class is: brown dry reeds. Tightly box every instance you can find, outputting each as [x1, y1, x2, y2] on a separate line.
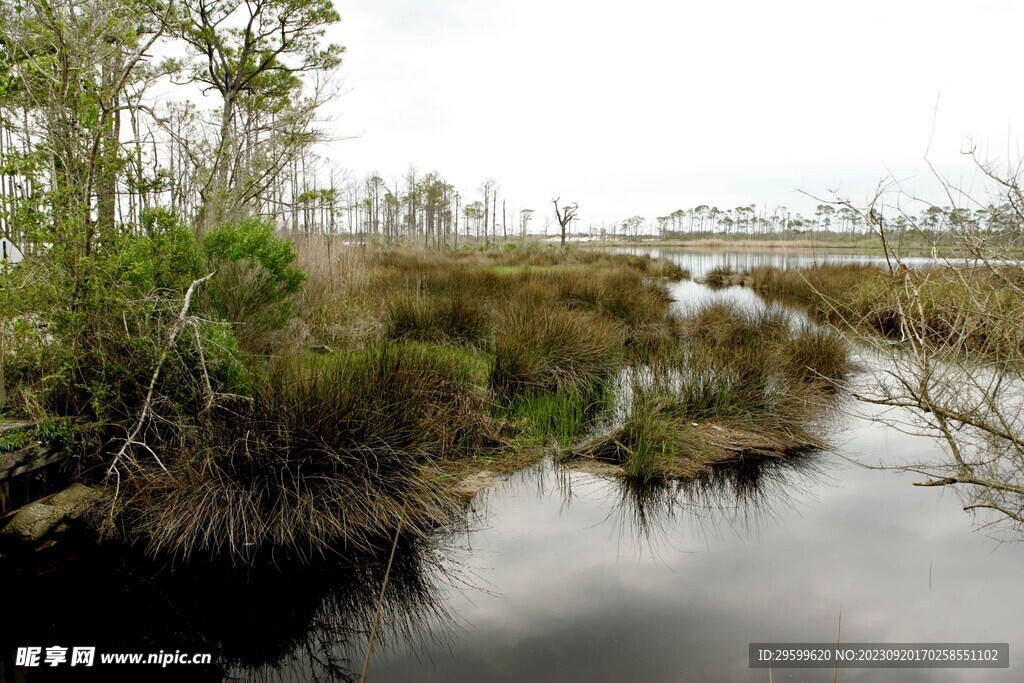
[747, 263, 1024, 361]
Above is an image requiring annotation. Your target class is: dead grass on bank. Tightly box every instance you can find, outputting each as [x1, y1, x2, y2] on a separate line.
[734, 263, 1024, 362]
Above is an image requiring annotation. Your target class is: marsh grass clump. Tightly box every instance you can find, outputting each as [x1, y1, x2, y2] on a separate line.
[787, 323, 854, 388]
[556, 269, 671, 325]
[106, 343, 499, 561]
[490, 244, 690, 280]
[575, 250, 691, 280]
[281, 344, 497, 455]
[567, 301, 851, 481]
[588, 395, 724, 482]
[702, 265, 744, 289]
[490, 303, 623, 398]
[300, 244, 686, 359]
[747, 263, 882, 303]
[547, 267, 681, 358]
[504, 382, 616, 447]
[385, 291, 490, 346]
[681, 300, 791, 352]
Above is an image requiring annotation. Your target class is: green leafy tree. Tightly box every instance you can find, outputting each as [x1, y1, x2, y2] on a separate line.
[170, 0, 344, 226]
[0, 0, 165, 255]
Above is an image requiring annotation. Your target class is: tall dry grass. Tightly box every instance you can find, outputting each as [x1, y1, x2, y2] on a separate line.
[747, 263, 1024, 361]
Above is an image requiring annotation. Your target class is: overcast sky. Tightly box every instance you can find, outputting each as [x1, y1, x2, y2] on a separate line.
[322, 0, 1024, 226]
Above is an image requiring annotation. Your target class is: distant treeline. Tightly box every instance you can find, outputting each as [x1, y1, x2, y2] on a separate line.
[599, 203, 1022, 241]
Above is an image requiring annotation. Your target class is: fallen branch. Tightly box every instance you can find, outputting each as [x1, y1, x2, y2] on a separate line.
[106, 272, 215, 480]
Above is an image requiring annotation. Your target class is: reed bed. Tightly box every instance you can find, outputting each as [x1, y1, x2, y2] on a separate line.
[103, 243, 689, 561]
[100, 242, 851, 560]
[566, 302, 852, 482]
[742, 263, 1024, 361]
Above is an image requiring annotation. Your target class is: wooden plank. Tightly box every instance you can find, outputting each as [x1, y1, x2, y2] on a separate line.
[0, 446, 67, 481]
[0, 421, 34, 434]
[1, 450, 67, 481]
[0, 443, 42, 473]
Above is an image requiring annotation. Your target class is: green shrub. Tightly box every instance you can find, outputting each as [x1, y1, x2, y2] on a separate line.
[119, 208, 204, 293]
[202, 218, 306, 348]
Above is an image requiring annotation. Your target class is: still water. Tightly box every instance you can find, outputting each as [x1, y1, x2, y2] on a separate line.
[372, 249, 1024, 682]
[3, 249, 1022, 683]
[612, 246, 940, 281]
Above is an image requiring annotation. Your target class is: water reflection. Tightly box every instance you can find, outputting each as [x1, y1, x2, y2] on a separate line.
[560, 453, 830, 559]
[670, 279, 765, 311]
[370, 250, 1024, 683]
[372, 436, 1024, 683]
[0, 536, 462, 682]
[613, 246, 937, 280]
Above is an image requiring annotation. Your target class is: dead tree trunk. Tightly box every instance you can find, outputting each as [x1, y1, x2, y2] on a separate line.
[552, 198, 578, 247]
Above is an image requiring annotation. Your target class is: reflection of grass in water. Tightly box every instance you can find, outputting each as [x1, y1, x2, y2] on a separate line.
[592, 453, 828, 555]
[676, 453, 825, 527]
[238, 537, 463, 682]
[0, 535, 465, 683]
